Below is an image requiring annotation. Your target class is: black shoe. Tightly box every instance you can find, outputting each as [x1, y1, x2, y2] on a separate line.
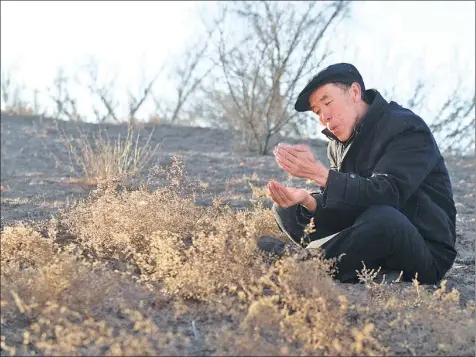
[257, 236, 286, 256]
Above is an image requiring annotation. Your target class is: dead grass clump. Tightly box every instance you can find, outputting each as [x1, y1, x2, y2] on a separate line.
[58, 121, 160, 185]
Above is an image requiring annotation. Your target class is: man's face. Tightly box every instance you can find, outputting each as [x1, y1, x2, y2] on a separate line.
[309, 82, 361, 142]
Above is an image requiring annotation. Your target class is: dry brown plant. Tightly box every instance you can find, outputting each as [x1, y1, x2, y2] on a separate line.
[56, 122, 161, 186]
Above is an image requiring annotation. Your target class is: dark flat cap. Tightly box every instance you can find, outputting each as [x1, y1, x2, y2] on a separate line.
[295, 63, 365, 112]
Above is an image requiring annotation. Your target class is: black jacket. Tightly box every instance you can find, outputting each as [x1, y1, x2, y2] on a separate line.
[302, 89, 457, 280]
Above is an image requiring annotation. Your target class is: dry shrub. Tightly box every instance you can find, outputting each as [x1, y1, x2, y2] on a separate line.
[361, 279, 476, 356]
[1, 226, 144, 321]
[207, 255, 475, 356]
[57, 159, 280, 301]
[11, 302, 191, 357]
[1, 226, 56, 278]
[1, 157, 475, 356]
[58, 122, 160, 185]
[1, 226, 188, 356]
[2, 298, 191, 357]
[208, 251, 385, 356]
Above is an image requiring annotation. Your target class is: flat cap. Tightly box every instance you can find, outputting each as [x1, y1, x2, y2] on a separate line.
[295, 63, 365, 112]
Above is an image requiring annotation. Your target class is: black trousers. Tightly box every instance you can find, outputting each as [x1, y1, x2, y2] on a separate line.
[272, 204, 440, 284]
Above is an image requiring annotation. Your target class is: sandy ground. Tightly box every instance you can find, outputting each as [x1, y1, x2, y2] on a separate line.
[1, 114, 474, 305]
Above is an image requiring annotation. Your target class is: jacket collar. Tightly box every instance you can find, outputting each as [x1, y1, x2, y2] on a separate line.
[321, 89, 388, 144]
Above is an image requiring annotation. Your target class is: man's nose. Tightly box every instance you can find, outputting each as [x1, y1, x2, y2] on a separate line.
[321, 112, 331, 122]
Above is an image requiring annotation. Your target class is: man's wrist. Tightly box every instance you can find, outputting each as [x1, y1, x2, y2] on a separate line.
[301, 194, 317, 214]
[313, 169, 329, 188]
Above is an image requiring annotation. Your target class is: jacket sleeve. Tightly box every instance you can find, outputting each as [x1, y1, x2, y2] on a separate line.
[318, 127, 438, 212]
[296, 143, 339, 225]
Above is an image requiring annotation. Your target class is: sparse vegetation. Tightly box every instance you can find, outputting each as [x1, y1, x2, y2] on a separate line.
[1, 158, 474, 356]
[56, 122, 161, 186]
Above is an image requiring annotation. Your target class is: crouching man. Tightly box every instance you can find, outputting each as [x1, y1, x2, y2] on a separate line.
[258, 63, 457, 284]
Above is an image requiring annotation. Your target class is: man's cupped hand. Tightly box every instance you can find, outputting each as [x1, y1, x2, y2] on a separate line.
[267, 180, 310, 208]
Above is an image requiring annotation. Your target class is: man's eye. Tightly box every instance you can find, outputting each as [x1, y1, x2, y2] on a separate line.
[325, 101, 332, 106]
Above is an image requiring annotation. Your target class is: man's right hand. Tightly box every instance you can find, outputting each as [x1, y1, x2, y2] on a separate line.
[273, 143, 329, 188]
[267, 180, 317, 213]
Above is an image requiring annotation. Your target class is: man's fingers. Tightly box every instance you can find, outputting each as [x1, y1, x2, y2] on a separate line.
[276, 183, 292, 202]
[268, 181, 287, 207]
[292, 144, 312, 152]
[276, 155, 298, 172]
[275, 144, 315, 166]
[286, 147, 314, 163]
[268, 181, 286, 206]
[274, 145, 299, 160]
[267, 182, 279, 203]
[276, 154, 292, 167]
[271, 182, 286, 203]
[275, 147, 299, 166]
[275, 142, 311, 152]
[274, 182, 293, 207]
[276, 160, 293, 176]
[268, 181, 300, 208]
[276, 160, 287, 172]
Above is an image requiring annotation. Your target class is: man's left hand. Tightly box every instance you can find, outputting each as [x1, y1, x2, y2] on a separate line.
[267, 180, 313, 209]
[273, 143, 330, 187]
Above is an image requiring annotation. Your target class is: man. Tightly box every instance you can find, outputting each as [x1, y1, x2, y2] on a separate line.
[258, 63, 457, 284]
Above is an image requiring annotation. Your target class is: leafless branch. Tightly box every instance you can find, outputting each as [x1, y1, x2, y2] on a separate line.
[84, 59, 120, 123]
[47, 68, 83, 121]
[0, 68, 32, 116]
[201, 1, 350, 154]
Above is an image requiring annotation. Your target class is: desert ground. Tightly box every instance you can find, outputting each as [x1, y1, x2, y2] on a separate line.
[1, 114, 475, 356]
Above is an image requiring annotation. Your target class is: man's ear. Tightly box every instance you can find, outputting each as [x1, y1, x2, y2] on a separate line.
[351, 82, 361, 102]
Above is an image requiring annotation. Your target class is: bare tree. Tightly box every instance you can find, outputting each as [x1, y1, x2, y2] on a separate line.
[162, 39, 212, 124]
[198, 1, 350, 154]
[82, 59, 121, 123]
[79, 58, 163, 124]
[32, 88, 44, 116]
[47, 67, 83, 121]
[401, 79, 474, 155]
[150, 14, 226, 125]
[429, 85, 475, 155]
[127, 71, 161, 125]
[371, 54, 474, 156]
[0, 68, 32, 115]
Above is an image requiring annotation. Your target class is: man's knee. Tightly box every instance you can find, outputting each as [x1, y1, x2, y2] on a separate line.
[272, 203, 297, 223]
[361, 204, 400, 217]
[358, 205, 407, 230]
[272, 203, 302, 240]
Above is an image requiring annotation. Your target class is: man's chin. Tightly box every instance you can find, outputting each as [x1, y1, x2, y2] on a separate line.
[335, 132, 351, 142]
